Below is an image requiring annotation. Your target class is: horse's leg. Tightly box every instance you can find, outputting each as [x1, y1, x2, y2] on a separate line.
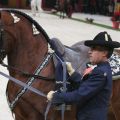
[62, 5, 65, 19]
[62, 11, 64, 19]
[61, 8, 65, 19]
[67, 5, 72, 18]
[111, 80, 120, 120]
[60, 10, 62, 18]
[59, 11, 61, 18]
[63, 9, 65, 19]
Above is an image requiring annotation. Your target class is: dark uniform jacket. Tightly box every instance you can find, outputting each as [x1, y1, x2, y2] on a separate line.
[53, 61, 112, 120]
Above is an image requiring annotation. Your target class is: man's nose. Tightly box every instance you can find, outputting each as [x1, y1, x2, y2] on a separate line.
[88, 49, 92, 54]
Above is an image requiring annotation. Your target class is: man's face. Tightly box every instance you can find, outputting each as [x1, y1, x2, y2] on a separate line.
[88, 46, 108, 65]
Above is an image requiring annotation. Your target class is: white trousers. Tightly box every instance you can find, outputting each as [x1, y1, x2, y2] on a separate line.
[31, 0, 42, 15]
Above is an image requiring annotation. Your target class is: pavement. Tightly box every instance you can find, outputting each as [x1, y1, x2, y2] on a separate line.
[0, 9, 120, 120]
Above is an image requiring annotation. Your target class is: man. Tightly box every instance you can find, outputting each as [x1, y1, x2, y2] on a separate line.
[30, 0, 42, 16]
[47, 31, 120, 120]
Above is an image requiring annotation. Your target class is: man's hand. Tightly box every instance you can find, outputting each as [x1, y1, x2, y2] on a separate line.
[47, 91, 64, 104]
[47, 91, 56, 101]
[66, 62, 75, 76]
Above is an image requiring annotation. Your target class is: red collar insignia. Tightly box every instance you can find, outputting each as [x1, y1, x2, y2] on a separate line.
[83, 65, 97, 77]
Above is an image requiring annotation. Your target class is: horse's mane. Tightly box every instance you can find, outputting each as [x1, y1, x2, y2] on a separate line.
[1, 9, 51, 44]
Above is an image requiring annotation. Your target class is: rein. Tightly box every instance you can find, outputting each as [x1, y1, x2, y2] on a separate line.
[1, 62, 54, 81]
[0, 71, 47, 98]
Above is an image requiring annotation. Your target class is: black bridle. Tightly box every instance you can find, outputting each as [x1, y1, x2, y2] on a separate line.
[0, 16, 6, 63]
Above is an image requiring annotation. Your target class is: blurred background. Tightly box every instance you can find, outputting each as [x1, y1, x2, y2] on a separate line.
[0, 0, 118, 16]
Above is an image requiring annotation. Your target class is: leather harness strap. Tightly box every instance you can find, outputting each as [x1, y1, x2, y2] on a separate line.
[0, 71, 47, 98]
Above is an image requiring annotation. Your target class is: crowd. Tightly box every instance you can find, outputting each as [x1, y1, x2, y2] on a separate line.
[70, 0, 116, 16]
[61, 0, 120, 20]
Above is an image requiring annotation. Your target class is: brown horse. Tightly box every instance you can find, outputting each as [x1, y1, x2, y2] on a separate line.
[0, 9, 76, 120]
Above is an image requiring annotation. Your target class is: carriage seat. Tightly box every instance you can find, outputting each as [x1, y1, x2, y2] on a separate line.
[109, 51, 120, 80]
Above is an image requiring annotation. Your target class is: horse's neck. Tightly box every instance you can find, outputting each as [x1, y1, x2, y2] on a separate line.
[7, 33, 48, 74]
[1, 12, 49, 76]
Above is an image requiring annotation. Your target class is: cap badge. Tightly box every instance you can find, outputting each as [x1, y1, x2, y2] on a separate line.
[105, 34, 108, 41]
